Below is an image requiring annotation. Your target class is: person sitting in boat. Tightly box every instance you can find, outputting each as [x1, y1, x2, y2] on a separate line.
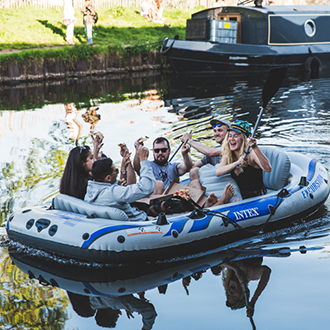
[181, 118, 231, 188]
[84, 145, 156, 221]
[133, 136, 193, 194]
[60, 136, 103, 200]
[216, 120, 272, 199]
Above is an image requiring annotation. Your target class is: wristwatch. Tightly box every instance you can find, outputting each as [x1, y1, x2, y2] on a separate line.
[121, 170, 127, 175]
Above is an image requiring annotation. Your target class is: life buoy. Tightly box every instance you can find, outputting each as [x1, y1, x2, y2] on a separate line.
[304, 57, 322, 79]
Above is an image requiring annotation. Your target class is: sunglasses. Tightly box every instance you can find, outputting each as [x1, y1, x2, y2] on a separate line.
[212, 123, 223, 128]
[79, 145, 88, 153]
[154, 148, 169, 154]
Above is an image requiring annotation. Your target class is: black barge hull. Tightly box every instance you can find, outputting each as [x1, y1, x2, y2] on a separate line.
[161, 38, 330, 76]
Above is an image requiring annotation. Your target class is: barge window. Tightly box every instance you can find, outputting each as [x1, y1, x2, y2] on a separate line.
[304, 19, 316, 37]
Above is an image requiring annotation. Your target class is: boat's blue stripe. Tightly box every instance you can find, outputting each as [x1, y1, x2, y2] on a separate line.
[81, 224, 142, 248]
[225, 196, 274, 223]
[307, 159, 317, 181]
[163, 217, 190, 237]
[188, 214, 213, 233]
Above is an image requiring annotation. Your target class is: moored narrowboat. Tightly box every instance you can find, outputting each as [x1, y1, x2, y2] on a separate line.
[161, 4, 330, 77]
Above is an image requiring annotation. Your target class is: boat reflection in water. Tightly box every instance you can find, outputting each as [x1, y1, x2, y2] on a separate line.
[9, 239, 324, 329]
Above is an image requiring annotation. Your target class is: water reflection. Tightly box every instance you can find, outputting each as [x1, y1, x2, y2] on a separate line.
[1, 72, 330, 328]
[6, 233, 325, 330]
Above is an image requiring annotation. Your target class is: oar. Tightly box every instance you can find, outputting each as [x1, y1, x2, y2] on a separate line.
[169, 129, 192, 163]
[244, 67, 287, 159]
[243, 284, 257, 330]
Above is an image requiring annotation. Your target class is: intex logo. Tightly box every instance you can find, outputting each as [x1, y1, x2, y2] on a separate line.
[233, 207, 259, 220]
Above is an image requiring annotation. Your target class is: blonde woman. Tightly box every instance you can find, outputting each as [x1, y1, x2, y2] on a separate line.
[216, 120, 271, 199]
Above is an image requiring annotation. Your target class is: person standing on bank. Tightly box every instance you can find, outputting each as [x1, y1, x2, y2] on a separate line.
[63, 0, 76, 45]
[81, 0, 96, 45]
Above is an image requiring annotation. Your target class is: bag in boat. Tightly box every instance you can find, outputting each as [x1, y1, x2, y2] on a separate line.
[146, 195, 196, 216]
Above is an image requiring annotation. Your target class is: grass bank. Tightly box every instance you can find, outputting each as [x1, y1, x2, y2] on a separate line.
[0, 6, 201, 64]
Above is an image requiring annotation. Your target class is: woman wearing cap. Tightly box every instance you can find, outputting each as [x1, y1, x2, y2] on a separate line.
[216, 120, 271, 199]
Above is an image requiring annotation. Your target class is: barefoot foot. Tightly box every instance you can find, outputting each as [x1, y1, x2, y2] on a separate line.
[218, 183, 235, 205]
[204, 192, 218, 208]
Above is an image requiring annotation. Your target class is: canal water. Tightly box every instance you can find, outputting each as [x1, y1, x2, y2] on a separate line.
[0, 71, 330, 330]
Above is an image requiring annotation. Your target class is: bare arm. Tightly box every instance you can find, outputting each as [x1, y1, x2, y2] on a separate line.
[248, 138, 272, 172]
[216, 156, 237, 177]
[91, 134, 103, 161]
[120, 147, 136, 185]
[177, 143, 193, 175]
[133, 138, 144, 176]
[247, 265, 271, 317]
[182, 132, 222, 157]
[126, 162, 136, 185]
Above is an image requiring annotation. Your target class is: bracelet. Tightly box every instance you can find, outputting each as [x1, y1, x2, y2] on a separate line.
[188, 139, 193, 147]
[234, 162, 237, 167]
[252, 144, 257, 149]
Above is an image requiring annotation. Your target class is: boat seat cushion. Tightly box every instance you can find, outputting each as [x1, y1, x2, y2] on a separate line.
[260, 147, 291, 190]
[198, 164, 242, 202]
[52, 194, 129, 221]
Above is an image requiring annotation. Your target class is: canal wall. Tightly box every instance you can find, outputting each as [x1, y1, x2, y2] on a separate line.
[0, 51, 169, 84]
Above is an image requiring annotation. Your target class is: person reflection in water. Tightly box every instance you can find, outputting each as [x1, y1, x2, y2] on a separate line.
[67, 291, 157, 329]
[82, 106, 101, 135]
[64, 103, 82, 141]
[221, 257, 271, 318]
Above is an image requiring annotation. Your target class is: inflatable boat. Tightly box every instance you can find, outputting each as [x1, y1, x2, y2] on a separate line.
[6, 147, 330, 264]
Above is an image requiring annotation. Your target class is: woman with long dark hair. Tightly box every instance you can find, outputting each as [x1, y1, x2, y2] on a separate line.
[60, 145, 94, 200]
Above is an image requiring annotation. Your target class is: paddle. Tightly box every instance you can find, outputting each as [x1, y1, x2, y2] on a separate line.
[244, 67, 288, 159]
[169, 129, 192, 163]
[243, 284, 257, 330]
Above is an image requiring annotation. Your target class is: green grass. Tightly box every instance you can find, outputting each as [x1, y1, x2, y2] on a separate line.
[0, 6, 200, 51]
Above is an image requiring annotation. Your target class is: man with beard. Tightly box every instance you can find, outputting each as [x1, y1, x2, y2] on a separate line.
[133, 136, 193, 194]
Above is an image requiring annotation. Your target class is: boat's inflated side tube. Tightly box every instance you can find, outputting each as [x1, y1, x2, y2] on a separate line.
[52, 194, 130, 221]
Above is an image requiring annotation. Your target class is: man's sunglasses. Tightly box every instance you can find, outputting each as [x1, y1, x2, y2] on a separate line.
[154, 148, 169, 153]
[212, 123, 223, 128]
